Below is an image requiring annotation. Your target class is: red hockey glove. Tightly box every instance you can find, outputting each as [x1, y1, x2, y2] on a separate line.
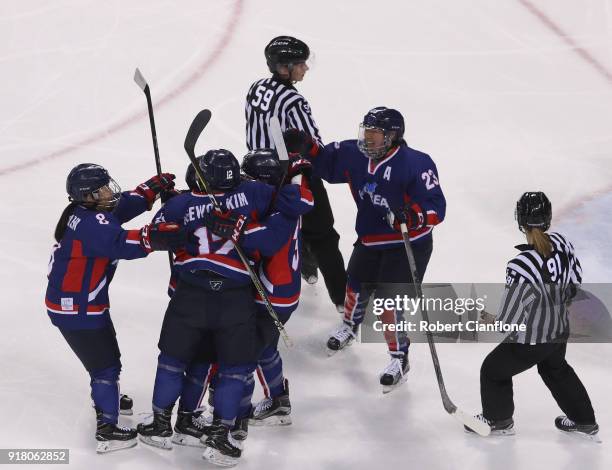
[135, 173, 176, 207]
[287, 156, 313, 181]
[283, 129, 319, 157]
[386, 203, 425, 231]
[140, 222, 185, 253]
[204, 210, 247, 244]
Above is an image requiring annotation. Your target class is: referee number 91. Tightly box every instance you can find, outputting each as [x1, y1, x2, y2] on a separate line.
[8, 450, 67, 462]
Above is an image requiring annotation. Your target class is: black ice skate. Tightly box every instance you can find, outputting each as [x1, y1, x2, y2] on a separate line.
[202, 418, 242, 467]
[95, 409, 137, 454]
[172, 407, 211, 447]
[250, 379, 292, 426]
[380, 352, 410, 394]
[230, 416, 249, 441]
[555, 416, 601, 443]
[137, 405, 174, 450]
[119, 394, 133, 416]
[464, 414, 515, 436]
[327, 322, 358, 355]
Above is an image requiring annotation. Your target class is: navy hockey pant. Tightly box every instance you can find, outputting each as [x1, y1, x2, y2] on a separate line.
[343, 239, 432, 354]
[59, 324, 122, 424]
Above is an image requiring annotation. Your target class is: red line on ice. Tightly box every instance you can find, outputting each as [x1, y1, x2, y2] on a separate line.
[0, 0, 245, 176]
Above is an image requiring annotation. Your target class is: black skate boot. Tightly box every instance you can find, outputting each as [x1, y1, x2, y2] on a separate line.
[95, 409, 137, 454]
[230, 416, 249, 441]
[464, 414, 515, 436]
[250, 379, 292, 426]
[380, 351, 410, 393]
[137, 405, 174, 450]
[555, 416, 600, 442]
[172, 407, 211, 447]
[327, 322, 358, 355]
[202, 418, 242, 467]
[119, 394, 133, 416]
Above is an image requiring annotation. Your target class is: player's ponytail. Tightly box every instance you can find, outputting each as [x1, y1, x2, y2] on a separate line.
[527, 228, 552, 258]
[54, 203, 77, 242]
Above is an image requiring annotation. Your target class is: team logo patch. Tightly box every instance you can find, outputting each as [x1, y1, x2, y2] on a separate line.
[61, 298, 74, 311]
[209, 280, 223, 291]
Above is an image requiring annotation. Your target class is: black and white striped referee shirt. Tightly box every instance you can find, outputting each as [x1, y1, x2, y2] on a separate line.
[245, 76, 322, 151]
[496, 232, 582, 344]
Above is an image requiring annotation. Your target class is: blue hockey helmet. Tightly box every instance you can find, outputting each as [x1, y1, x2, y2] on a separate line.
[198, 149, 241, 191]
[515, 192, 552, 233]
[358, 107, 405, 159]
[241, 149, 283, 186]
[185, 156, 205, 191]
[66, 163, 121, 210]
[265, 36, 310, 73]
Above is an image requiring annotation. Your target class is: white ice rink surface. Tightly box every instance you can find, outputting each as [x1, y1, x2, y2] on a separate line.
[1, 0, 611, 468]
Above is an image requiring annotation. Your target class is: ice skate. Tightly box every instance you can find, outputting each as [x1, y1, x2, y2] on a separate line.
[119, 394, 133, 416]
[555, 416, 601, 443]
[250, 379, 292, 426]
[230, 417, 249, 441]
[95, 409, 137, 454]
[380, 352, 410, 394]
[202, 419, 242, 467]
[464, 414, 515, 436]
[172, 407, 210, 447]
[137, 406, 174, 450]
[326, 322, 358, 355]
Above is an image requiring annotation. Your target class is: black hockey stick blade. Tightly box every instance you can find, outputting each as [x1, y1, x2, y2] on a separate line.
[184, 109, 212, 159]
[133, 67, 149, 93]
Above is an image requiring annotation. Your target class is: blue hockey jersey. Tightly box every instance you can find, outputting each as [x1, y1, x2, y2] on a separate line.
[240, 179, 314, 316]
[313, 140, 446, 249]
[45, 192, 150, 329]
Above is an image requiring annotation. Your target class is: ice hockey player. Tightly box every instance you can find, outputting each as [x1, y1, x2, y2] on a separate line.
[465, 192, 599, 441]
[46, 163, 182, 453]
[284, 107, 446, 392]
[238, 149, 313, 427]
[137, 149, 308, 466]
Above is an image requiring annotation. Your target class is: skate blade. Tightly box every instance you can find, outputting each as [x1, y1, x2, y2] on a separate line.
[249, 414, 292, 426]
[119, 409, 133, 416]
[381, 376, 408, 394]
[202, 447, 239, 467]
[559, 430, 602, 443]
[138, 434, 173, 450]
[172, 432, 206, 447]
[96, 438, 137, 454]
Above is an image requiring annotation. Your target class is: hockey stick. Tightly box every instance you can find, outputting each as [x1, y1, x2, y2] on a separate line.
[183, 110, 293, 348]
[133, 67, 173, 267]
[399, 222, 490, 436]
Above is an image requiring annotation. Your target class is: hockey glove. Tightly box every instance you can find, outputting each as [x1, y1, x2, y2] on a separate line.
[287, 156, 313, 182]
[283, 129, 319, 157]
[140, 222, 185, 253]
[135, 173, 176, 208]
[386, 203, 426, 231]
[204, 210, 247, 244]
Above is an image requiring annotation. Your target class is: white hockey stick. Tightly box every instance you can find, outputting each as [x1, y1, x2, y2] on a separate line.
[399, 222, 491, 437]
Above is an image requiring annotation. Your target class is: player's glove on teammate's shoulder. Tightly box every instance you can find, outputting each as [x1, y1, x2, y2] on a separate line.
[135, 173, 176, 208]
[204, 210, 247, 244]
[286, 155, 313, 182]
[283, 129, 319, 157]
[140, 222, 185, 253]
[386, 203, 426, 231]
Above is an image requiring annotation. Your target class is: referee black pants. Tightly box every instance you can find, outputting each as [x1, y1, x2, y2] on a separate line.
[481, 342, 596, 424]
[301, 176, 347, 306]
